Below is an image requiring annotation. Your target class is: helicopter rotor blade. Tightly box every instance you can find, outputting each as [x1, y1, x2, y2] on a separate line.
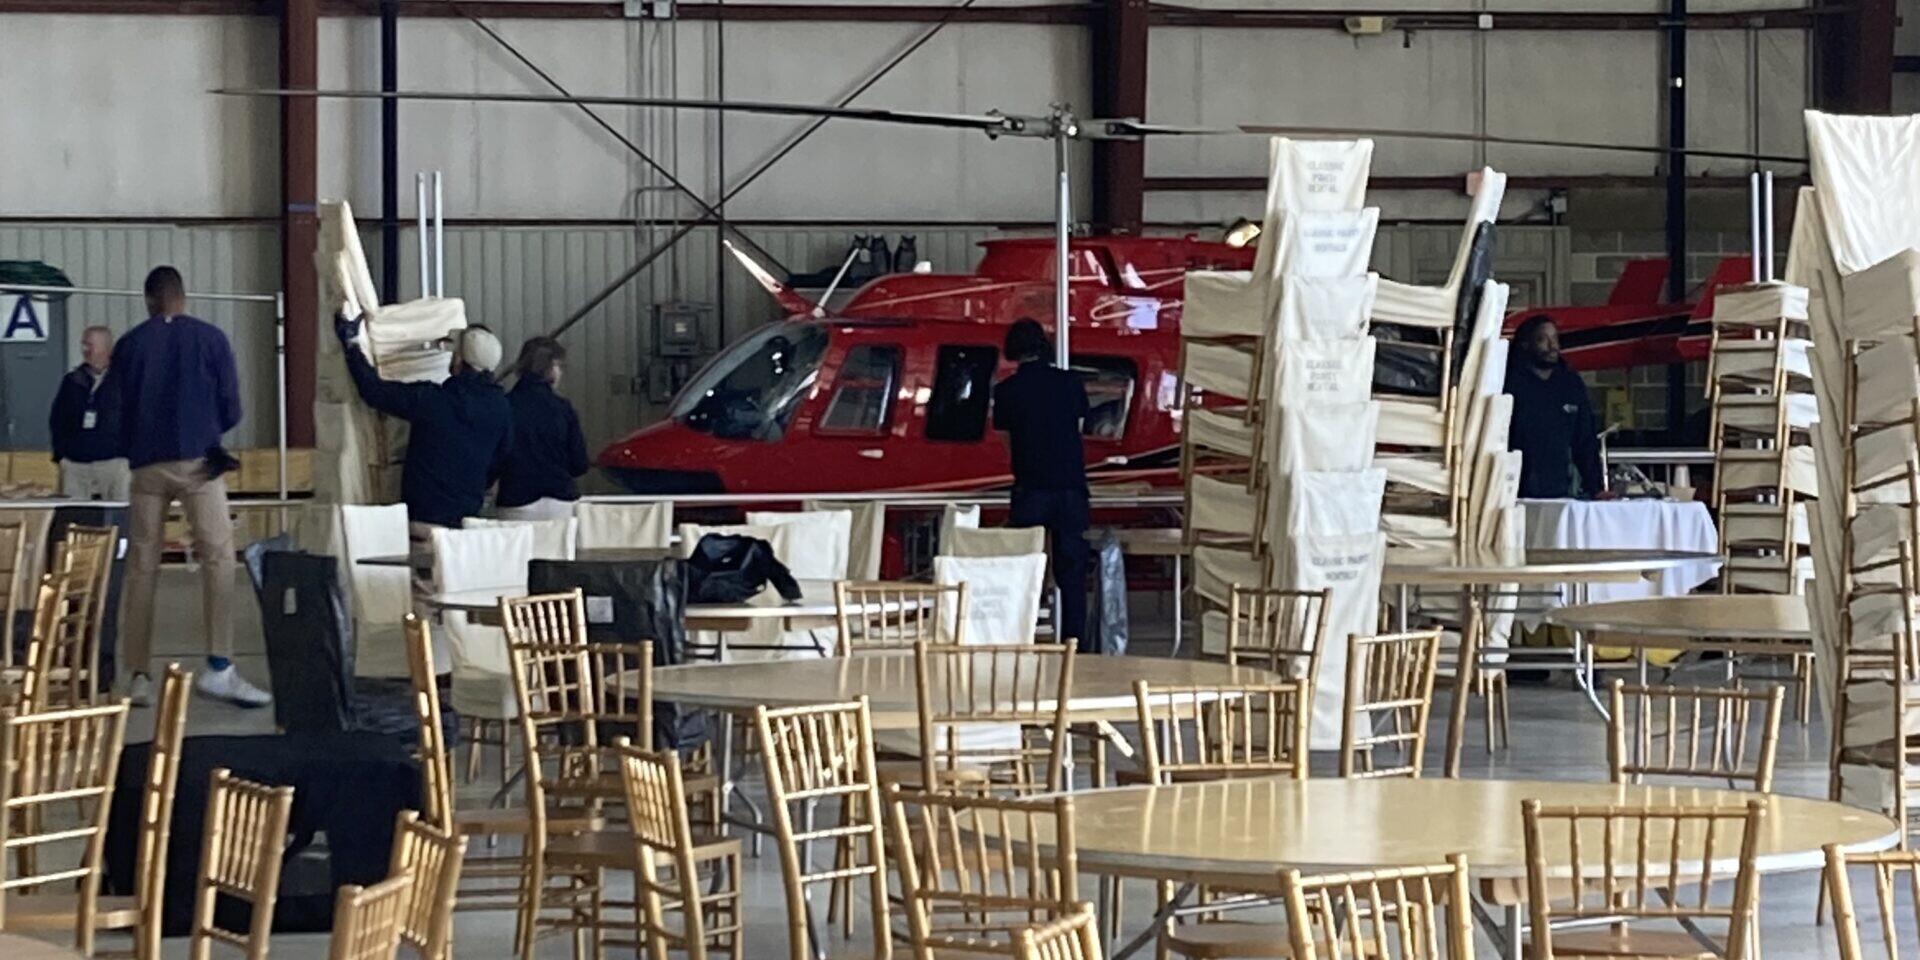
[216, 87, 1039, 136]
[1230, 122, 1807, 165]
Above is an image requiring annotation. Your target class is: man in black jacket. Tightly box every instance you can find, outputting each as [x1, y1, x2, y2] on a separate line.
[992, 319, 1092, 647]
[1505, 315, 1605, 499]
[496, 336, 590, 520]
[335, 316, 514, 594]
[50, 325, 128, 500]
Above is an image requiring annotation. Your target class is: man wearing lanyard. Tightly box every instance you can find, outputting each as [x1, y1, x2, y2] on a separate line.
[50, 326, 129, 500]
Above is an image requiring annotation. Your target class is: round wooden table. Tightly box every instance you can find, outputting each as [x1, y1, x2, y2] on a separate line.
[1546, 594, 1810, 648]
[0, 934, 83, 959]
[651, 651, 1276, 729]
[998, 777, 1898, 958]
[1379, 547, 1722, 776]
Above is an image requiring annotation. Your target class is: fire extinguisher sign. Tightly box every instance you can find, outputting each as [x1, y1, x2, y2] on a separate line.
[0, 295, 49, 343]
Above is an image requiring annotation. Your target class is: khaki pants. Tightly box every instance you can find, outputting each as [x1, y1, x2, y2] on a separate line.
[120, 460, 234, 677]
[59, 458, 131, 501]
[408, 521, 441, 619]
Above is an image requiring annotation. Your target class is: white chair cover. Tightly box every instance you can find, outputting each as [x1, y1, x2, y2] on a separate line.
[1186, 407, 1259, 460]
[1190, 474, 1262, 540]
[943, 526, 1047, 558]
[430, 524, 535, 721]
[804, 500, 886, 580]
[1277, 274, 1377, 342]
[1711, 339, 1813, 383]
[339, 503, 414, 678]
[933, 554, 1047, 646]
[1375, 399, 1448, 448]
[1712, 282, 1810, 325]
[1839, 247, 1920, 337]
[746, 510, 853, 580]
[1193, 545, 1266, 607]
[574, 501, 674, 550]
[464, 516, 578, 560]
[1273, 402, 1380, 475]
[1270, 209, 1381, 280]
[1278, 530, 1387, 749]
[1853, 338, 1920, 424]
[940, 504, 982, 553]
[1274, 338, 1377, 406]
[1370, 170, 1507, 329]
[1282, 469, 1387, 539]
[1182, 340, 1259, 401]
[1269, 137, 1374, 213]
[1181, 271, 1261, 339]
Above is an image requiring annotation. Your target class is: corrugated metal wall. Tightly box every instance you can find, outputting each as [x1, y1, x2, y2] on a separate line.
[0, 220, 1569, 483]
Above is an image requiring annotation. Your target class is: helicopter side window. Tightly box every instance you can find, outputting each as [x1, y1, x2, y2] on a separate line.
[1071, 355, 1136, 441]
[820, 344, 902, 434]
[925, 344, 998, 442]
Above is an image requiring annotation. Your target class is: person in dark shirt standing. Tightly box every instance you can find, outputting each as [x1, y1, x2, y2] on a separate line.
[496, 336, 589, 521]
[113, 267, 269, 709]
[335, 314, 514, 597]
[1504, 315, 1606, 499]
[50, 325, 128, 500]
[992, 319, 1092, 647]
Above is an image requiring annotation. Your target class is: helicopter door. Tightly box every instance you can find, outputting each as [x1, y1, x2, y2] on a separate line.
[811, 343, 904, 468]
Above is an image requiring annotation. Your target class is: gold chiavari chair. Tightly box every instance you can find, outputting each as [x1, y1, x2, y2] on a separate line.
[58, 524, 118, 704]
[1222, 586, 1329, 684]
[1522, 799, 1764, 960]
[327, 872, 416, 960]
[1824, 844, 1920, 960]
[189, 770, 295, 960]
[914, 642, 1073, 796]
[1607, 680, 1785, 792]
[755, 698, 893, 960]
[1159, 855, 1476, 960]
[389, 811, 467, 960]
[0, 521, 31, 676]
[13, 570, 81, 712]
[616, 740, 744, 960]
[836, 581, 966, 654]
[504, 594, 650, 960]
[4, 666, 188, 960]
[1011, 904, 1104, 960]
[1133, 680, 1309, 784]
[885, 785, 1081, 959]
[1340, 629, 1443, 780]
[0, 701, 130, 954]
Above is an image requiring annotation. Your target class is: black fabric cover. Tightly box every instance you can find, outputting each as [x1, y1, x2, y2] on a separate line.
[528, 557, 705, 749]
[1371, 220, 1497, 397]
[244, 538, 426, 740]
[1083, 529, 1129, 656]
[104, 733, 419, 935]
[686, 533, 801, 604]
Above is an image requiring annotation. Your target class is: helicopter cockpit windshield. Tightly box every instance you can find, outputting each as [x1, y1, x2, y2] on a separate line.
[670, 321, 828, 441]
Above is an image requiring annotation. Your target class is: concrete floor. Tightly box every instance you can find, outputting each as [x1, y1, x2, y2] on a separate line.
[6, 567, 1895, 958]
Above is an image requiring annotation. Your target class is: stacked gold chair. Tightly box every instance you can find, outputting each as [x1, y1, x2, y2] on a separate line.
[754, 698, 893, 960]
[1606, 680, 1784, 792]
[188, 769, 295, 960]
[0, 701, 131, 954]
[56, 524, 118, 704]
[2, 666, 186, 959]
[1132, 680, 1310, 784]
[615, 741, 744, 960]
[912, 642, 1073, 797]
[885, 786, 1081, 959]
[11, 570, 83, 712]
[1339, 629, 1443, 779]
[388, 811, 467, 960]
[326, 872, 416, 960]
[1521, 799, 1764, 959]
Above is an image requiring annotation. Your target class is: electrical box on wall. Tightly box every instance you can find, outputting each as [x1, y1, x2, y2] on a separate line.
[652, 302, 709, 359]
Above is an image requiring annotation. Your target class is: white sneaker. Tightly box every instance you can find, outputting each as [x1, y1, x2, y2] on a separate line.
[127, 674, 153, 708]
[196, 666, 273, 708]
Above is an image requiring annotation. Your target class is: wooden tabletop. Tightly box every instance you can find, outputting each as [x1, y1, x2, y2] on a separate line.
[987, 778, 1898, 883]
[360, 547, 673, 568]
[0, 934, 83, 960]
[1382, 547, 1718, 586]
[651, 653, 1278, 729]
[1547, 595, 1811, 643]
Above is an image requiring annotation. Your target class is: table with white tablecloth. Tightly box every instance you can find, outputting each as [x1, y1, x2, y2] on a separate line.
[1521, 497, 1720, 606]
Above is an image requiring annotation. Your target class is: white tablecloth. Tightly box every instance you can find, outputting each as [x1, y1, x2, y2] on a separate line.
[1521, 498, 1720, 605]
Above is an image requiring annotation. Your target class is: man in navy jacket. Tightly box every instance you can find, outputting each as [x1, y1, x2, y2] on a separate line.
[49, 325, 127, 500]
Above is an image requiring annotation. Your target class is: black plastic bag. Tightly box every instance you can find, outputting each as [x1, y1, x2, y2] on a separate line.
[686, 533, 802, 604]
[1084, 529, 1129, 656]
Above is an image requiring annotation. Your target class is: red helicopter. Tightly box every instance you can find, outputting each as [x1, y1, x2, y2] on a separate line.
[597, 235, 1255, 494]
[1502, 255, 1755, 372]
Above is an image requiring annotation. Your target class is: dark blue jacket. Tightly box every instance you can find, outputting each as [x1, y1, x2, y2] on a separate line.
[343, 344, 514, 527]
[1505, 360, 1604, 499]
[496, 378, 589, 508]
[992, 360, 1089, 492]
[49, 365, 123, 464]
[107, 315, 242, 469]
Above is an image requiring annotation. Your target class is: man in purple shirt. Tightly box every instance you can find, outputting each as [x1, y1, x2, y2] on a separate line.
[110, 266, 270, 709]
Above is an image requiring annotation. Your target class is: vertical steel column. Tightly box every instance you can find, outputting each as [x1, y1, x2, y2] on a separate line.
[381, 0, 401, 301]
[281, 0, 319, 448]
[1663, 0, 1689, 444]
[1090, 0, 1148, 234]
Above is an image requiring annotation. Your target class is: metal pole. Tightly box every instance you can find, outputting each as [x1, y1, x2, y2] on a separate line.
[380, 0, 399, 301]
[0, 283, 276, 303]
[1762, 170, 1775, 282]
[275, 292, 289, 503]
[432, 171, 445, 297]
[1748, 172, 1762, 282]
[1054, 118, 1072, 369]
[416, 173, 429, 299]
[1663, 0, 1689, 444]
